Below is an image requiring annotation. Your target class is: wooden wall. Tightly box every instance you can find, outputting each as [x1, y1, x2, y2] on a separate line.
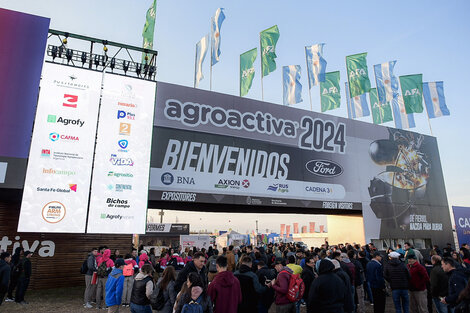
[0, 201, 133, 290]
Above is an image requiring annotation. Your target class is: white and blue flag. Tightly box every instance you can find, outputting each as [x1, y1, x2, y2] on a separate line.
[392, 95, 415, 129]
[283, 65, 302, 105]
[194, 34, 209, 88]
[305, 44, 327, 88]
[423, 81, 450, 118]
[374, 61, 399, 104]
[345, 82, 370, 118]
[211, 8, 225, 66]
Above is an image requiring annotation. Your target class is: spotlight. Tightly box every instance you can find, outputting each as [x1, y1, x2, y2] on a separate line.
[51, 46, 58, 61]
[66, 49, 73, 63]
[110, 58, 116, 71]
[136, 64, 141, 77]
[123, 60, 129, 74]
[81, 52, 87, 66]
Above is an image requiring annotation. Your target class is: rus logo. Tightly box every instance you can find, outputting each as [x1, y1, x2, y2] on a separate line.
[305, 159, 343, 177]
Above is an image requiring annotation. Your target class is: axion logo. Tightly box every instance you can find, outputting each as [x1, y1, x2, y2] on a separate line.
[305, 160, 343, 177]
[242, 179, 250, 188]
[215, 179, 241, 189]
[63, 94, 78, 108]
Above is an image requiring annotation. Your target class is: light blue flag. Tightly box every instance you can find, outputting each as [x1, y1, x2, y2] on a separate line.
[374, 61, 399, 104]
[194, 34, 209, 88]
[211, 8, 225, 66]
[345, 82, 369, 118]
[305, 44, 327, 88]
[392, 94, 415, 129]
[283, 65, 302, 105]
[423, 82, 450, 118]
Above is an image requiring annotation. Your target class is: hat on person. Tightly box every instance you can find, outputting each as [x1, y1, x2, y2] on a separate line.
[389, 251, 401, 259]
[115, 258, 126, 268]
[172, 253, 179, 257]
[407, 254, 417, 259]
[340, 253, 351, 263]
[330, 259, 341, 270]
[24, 251, 32, 257]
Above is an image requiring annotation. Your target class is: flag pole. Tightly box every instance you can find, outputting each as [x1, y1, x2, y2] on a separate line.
[260, 32, 264, 101]
[210, 17, 213, 91]
[305, 47, 313, 111]
[422, 101, 434, 136]
[194, 42, 197, 88]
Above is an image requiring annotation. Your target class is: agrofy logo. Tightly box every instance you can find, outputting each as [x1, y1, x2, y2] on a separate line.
[47, 115, 85, 127]
[305, 160, 343, 177]
[63, 94, 78, 108]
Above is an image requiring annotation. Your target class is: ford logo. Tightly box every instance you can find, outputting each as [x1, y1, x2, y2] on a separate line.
[306, 160, 343, 177]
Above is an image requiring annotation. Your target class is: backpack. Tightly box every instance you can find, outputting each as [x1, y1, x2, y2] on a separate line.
[280, 271, 305, 302]
[167, 257, 178, 269]
[181, 296, 204, 313]
[97, 262, 108, 278]
[150, 284, 165, 310]
[80, 259, 88, 274]
[208, 258, 217, 273]
[123, 263, 134, 277]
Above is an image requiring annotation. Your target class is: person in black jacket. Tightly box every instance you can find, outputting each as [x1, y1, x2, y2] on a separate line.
[256, 261, 276, 313]
[0, 252, 11, 306]
[307, 258, 347, 313]
[331, 259, 354, 313]
[15, 250, 32, 305]
[301, 255, 316, 307]
[430, 255, 448, 313]
[442, 257, 468, 308]
[348, 250, 365, 313]
[174, 252, 208, 293]
[234, 256, 266, 313]
[384, 251, 410, 313]
[5, 246, 23, 302]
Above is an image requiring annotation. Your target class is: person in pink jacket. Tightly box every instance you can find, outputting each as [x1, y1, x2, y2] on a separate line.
[138, 253, 150, 269]
[96, 249, 114, 309]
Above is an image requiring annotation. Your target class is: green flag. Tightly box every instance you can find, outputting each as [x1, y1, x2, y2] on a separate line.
[320, 71, 341, 112]
[240, 48, 257, 97]
[346, 52, 371, 97]
[370, 88, 393, 124]
[260, 25, 280, 77]
[400, 74, 423, 113]
[142, 0, 157, 62]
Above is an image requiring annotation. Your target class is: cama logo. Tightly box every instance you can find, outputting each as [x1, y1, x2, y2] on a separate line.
[305, 160, 343, 177]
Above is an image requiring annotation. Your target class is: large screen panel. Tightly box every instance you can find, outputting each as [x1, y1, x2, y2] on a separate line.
[150, 82, 453, 245]
[18, 63, 102, 233]
[87, 74, 156, 234]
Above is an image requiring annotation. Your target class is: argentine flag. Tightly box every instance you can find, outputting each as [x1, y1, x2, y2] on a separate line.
[211, 8, 225, 66]
[345, 82, 370, 118]
[392, 95, 415, 129]
[374, 61, 399, 104]
[283, 65, 303, 105]
[305, 44, 327, 88]
[194, 34, 209, 88]
[423, 82, 450, 118]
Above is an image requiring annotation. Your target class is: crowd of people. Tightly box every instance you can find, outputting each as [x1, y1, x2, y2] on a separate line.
[2, 241, 470, 313]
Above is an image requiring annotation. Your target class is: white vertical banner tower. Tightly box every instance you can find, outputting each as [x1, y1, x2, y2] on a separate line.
[18, 63, 102, 233]
[87, 74, 155, 234]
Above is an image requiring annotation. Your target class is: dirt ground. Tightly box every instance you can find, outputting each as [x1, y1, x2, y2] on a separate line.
[0, 286, 397, 313]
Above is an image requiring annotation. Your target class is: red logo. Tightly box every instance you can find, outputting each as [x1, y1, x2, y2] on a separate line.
[242, 180, 250, 188]
[63, 94, 78, 108]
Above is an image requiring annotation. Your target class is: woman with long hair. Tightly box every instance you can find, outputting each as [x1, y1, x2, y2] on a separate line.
[452, 251, 468, 268]
[154, 266, 176, 313]
[173, 272, 202, 312]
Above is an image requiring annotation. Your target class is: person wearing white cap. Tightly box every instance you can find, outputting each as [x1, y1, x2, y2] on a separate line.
[384, 251, 410, 313]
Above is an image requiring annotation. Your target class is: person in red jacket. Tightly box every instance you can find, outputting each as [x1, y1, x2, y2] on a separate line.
[407, 255, 429, 313]
[268, 257, 295, 313]
[207, 255, 241, 313]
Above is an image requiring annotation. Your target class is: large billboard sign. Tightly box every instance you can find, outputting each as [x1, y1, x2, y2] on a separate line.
[87, 74, 155, 234]
[150, 82, 453, 244]
[18, 63, 102, 233]
[453, 206, 470, 247]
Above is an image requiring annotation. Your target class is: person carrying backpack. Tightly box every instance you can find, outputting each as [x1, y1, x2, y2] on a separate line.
[121, 254, 137, 307]
[105, 258, 126, 313]
[175, 279, 213, 313]
[130, 264, 155, 313]
[207, 250, 219, 282]
[269, 257, 297, 313]
[151, 266, 176, 313]
[96, 249, 114, 309]
[83, 247, 98, 308]
[138, 253, 151, 269]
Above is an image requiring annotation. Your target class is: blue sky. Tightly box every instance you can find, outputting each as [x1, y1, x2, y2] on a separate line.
[2, 0, 470, 232]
